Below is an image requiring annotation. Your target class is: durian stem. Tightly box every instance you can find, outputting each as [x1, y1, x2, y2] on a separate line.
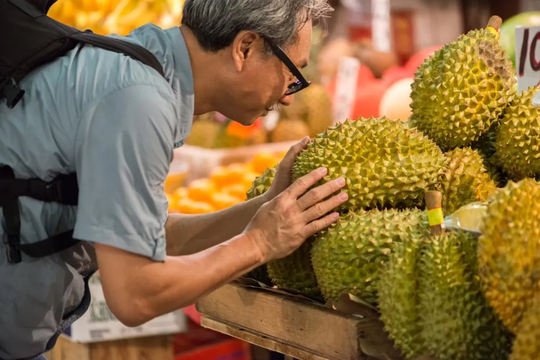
[487, 15, 502, 31]
[425, 191, 445, 236]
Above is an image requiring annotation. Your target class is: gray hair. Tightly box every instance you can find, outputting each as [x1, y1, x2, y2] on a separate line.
[181, 0, 333, 53]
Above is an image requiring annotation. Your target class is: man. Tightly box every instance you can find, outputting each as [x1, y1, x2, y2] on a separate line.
[0, 0, 347, 359]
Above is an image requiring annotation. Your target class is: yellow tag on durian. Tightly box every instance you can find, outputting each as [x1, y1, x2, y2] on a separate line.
[428, 207, 444, 226]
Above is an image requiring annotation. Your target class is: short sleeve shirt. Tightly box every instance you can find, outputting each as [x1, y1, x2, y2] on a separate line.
[0, 25, 194, 359]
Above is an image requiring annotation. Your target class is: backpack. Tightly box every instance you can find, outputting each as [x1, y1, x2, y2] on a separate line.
[0, 0, 166, 264]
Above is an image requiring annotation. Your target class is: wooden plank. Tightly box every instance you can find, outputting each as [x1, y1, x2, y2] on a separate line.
[196, 283, 397, 360]
[46, 336, 90, 360]
[45, 335, 173, 360]
[91, 336, 173, 360]
[201, 317, 331, 360]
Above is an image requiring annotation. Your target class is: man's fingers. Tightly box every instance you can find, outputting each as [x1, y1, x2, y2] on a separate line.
[296, 177, 347, 210]
[302, 192, 348, 222]
[279, 137, 310, 169]
[285, 167, 328, 200]
[302, 212, 340, 238]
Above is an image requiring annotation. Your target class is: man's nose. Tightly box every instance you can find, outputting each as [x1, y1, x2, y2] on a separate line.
[279, 94, 295, 106]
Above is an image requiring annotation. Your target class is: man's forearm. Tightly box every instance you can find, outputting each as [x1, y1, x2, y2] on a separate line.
[165, 194, 268, 255]
[96, 233, 264, 327]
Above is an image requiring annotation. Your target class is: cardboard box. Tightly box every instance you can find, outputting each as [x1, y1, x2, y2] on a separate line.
[64, 273, 188, 343]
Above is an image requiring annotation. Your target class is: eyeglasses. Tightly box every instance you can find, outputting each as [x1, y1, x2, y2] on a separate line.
[265, 38, 311, 96]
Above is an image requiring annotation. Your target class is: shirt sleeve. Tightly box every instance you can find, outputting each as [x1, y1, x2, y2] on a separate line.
[73, 84, 177, 261]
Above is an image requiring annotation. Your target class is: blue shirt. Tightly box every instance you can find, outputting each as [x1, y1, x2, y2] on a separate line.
[0, 25, 194, 359]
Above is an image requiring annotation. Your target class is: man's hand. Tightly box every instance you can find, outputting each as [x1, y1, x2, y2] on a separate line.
[263, 136, 310, 202]
[244, 166, 348, 262]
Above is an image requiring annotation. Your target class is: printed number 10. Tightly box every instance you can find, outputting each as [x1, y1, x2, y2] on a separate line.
[519, 29, 540, 77]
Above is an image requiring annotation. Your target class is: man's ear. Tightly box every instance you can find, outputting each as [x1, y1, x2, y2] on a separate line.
[232, 31, 260, 72]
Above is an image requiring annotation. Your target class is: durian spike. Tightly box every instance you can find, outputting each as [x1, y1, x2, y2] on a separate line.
[425, 191, 445, 236]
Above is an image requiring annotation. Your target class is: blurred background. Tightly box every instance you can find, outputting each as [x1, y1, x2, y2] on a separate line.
[45, 1, 540, 359]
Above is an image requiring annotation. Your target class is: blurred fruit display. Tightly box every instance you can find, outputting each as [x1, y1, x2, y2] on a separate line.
[48, 0, 184, 35]
[166, 151, 285, 214]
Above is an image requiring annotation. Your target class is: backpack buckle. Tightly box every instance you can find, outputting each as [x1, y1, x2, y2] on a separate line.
[3, 233, 22, 264]
[3, 78, 25, 109]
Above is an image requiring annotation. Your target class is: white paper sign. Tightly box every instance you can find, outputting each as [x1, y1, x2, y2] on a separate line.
[333, 56, 360, 124]
[516, 25, 540, 93]
[372, 0, 391, 53]
[65, 273, 187, 343]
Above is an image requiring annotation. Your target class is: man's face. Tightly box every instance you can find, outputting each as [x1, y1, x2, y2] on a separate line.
[223, 21, 313, 125]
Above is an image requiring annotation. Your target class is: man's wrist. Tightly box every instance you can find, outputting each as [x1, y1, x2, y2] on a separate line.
[242, 229, 268, 265]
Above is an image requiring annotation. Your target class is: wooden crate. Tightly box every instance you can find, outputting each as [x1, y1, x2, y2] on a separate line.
[196, 283, 402, 360]
[45, 335, 174, 360]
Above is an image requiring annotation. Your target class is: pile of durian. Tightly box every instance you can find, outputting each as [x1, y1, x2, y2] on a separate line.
[244, 16, 540, 360]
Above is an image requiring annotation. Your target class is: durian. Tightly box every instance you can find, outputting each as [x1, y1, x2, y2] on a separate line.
[301, 84, 333, 137]
[418, 232, 511, 360]
[245, 166, 319, 295]
[185, 113, 220, 148]
[494, 85, 540, 180]
[244, 167, 276, 284]
[270, 118, 310, 143]
[292, 117, 447, 211]
[379, 231, 512, 360]
[378, 239, 426, 359]
[473, 125, 509, 186]
[246, 166, 277, 200]
[478, 179, 540, 333]
[410, 19, 516, 150]
[266, 238, 320, 297]
[438, 147, 497, 214]
[311, 209, 430, 304]
[510, 295, 540, 360]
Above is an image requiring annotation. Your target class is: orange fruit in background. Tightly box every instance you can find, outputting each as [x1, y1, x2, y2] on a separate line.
[211, 193, 243, 211]
[187, 179, 216, 203]
[222, 184, 249, 201]
[251, 152, 280, 174]
[177, 198, 216, 214]
[173, 187, 189, 199]
[209, 166, 232, 189]
[164, 171, 187, 194]
[225, 163, 251, 183]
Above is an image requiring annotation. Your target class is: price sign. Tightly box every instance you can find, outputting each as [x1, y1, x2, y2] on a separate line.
[516, 26, 540, 93]
[333, 56, 360, 124]
[372, 0, 391, 53]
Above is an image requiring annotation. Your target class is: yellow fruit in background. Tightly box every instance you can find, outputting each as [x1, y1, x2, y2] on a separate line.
[225, 163, 251, 183]
[164, 171, 187, 194]
[48, 0, 184, 36]
[211, 193, 243, 211]
[222, 184, 249, 201]
[177, 198, 216, 214]
[173, 186, 188, 199]
[166, 193, 179, 212]
[251, 152, 280, 174]
[187, 179, 216, 203]
[209, 166, 232, 189]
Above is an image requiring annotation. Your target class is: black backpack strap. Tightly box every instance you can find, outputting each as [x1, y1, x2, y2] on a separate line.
[69, 32, 165, 77]
[19, 230, 79, 258]
[0, 173, 78, 208]
[1, 166, 23, 263]
[0, 166, 80, 263]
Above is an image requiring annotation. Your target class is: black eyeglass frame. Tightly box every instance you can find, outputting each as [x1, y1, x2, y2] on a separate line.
[264, 38, 311, 95]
